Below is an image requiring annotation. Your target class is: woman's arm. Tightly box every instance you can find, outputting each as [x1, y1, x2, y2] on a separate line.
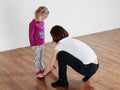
[43, 50, 59, 75]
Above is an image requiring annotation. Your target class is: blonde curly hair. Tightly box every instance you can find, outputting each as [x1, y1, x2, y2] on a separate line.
[35, 6, 49, 20]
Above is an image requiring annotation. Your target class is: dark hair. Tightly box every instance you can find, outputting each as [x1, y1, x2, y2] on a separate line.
[50, 25, 69, 43]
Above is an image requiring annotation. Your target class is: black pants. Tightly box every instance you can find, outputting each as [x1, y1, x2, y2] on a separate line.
[57, 51, 99, 82]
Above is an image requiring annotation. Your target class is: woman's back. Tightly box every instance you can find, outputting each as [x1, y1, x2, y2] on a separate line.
[55, 37, 97, 64]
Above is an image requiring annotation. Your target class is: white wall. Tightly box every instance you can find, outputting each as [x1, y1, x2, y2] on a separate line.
[0, 0, 120, 52]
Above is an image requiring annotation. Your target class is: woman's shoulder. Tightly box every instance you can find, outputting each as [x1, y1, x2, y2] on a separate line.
[58, 37, 73, 44]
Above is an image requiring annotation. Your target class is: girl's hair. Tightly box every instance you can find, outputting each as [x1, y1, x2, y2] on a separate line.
[35, 6, 49, 20]
[50, 25, 69, 43]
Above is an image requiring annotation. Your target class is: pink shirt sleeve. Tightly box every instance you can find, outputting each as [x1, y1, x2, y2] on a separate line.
[29, 21, 35, 46]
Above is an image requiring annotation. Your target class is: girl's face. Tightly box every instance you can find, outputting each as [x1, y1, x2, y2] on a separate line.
[38, 13, 48, 21]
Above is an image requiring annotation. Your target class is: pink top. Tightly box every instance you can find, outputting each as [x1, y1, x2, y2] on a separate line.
[29, 19, 45, 46]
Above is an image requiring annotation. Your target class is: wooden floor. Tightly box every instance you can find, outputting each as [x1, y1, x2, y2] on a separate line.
[0, 29, 120, 90]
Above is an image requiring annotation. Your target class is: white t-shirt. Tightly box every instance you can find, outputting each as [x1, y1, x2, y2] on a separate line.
[55, 37, 97, 64]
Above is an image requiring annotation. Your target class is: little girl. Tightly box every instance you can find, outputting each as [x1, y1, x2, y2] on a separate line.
[29, 6, 49, 78]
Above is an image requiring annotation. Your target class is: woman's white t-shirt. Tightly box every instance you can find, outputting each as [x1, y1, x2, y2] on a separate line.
[55, 37, 97, 64]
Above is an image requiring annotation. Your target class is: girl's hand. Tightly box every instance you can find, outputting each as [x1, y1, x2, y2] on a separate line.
[31, 46, 36, 51]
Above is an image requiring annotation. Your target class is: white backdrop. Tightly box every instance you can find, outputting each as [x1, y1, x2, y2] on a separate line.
[0, 0, 120, 51]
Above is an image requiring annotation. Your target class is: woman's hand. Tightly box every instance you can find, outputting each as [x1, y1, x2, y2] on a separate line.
[43, 50, 59, 76]
[43, 65, 56, 76]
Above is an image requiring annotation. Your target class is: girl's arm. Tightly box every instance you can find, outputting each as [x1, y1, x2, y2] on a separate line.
[29, 22, 35, 47]
[43, 50, 59, 75]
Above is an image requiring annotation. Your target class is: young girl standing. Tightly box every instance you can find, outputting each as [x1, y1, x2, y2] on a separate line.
[29, 6, 49, 78]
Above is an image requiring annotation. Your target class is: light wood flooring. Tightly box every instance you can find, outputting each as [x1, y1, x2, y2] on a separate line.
[0, 29, 120, 90]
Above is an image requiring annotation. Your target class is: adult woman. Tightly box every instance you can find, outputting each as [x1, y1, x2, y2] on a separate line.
[43, 25, 99, 87]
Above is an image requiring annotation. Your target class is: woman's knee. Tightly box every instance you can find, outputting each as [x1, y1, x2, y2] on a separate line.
[57, 51, 67, 60]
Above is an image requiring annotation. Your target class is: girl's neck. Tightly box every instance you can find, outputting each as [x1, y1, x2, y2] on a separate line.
[34, 18, 42, 22]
